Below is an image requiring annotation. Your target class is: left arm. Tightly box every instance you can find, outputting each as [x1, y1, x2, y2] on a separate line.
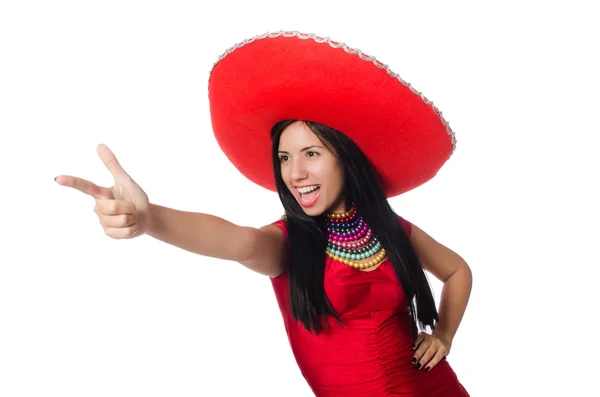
[408, 223, 472, 370]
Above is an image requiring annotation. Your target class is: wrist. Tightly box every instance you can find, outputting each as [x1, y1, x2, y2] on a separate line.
[145, 203, 160, 236]
[432, 329, 453, 346]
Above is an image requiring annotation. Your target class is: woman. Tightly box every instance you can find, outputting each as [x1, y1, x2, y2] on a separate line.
[56, 31, 472, 396]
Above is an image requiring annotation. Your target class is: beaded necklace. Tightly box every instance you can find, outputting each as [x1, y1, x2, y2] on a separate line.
[325, 203, 386, 269]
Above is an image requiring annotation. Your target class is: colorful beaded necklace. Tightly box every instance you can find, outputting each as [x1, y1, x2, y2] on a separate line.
[325, 203, 386, 269]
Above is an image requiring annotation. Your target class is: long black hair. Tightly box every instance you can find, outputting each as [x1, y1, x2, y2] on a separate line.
[270, 120, 438, 337]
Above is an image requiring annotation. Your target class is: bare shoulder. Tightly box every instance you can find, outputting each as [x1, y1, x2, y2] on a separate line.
[259, 222, 286, 237]
[408, 223, 470, 283]
[238, 221, 287, 278]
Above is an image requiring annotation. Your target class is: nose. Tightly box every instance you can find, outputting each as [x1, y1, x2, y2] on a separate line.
[290, 157, 308, 182]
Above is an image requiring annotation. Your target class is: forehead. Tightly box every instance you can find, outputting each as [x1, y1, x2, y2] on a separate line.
[278, 122, 321, 149]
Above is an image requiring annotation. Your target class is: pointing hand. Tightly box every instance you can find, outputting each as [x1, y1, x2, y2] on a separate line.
[55, 144, 151, 239]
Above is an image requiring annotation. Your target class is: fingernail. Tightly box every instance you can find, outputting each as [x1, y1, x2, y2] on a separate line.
[414, 363, 421, 370]
[411, 344, 416, 349]
[54, 177, 57, 182]
[411, 358, 417, 364]
[424, 367, 430, 372]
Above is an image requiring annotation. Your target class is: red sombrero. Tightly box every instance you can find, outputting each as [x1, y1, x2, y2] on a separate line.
[208, 31, 456, 198]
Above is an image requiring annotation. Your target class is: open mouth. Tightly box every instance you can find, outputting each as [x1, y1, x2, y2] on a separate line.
[296, 185, 321, 207]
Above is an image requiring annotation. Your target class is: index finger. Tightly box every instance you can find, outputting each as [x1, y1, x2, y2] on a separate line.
[55, 175, 113, 199]
[423, 349, 447, 372]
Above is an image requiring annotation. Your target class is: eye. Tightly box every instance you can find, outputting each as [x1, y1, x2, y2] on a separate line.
[279, 155, 289, 163]
[307, 151, 319, 157]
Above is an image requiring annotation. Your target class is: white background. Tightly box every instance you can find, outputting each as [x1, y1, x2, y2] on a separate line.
[1, 1, 599, 396]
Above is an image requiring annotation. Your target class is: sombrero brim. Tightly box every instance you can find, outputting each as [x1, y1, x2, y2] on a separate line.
[208, 31, 456, 198]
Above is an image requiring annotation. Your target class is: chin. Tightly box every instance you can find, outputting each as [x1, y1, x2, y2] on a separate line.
[297, 200, 326, 217]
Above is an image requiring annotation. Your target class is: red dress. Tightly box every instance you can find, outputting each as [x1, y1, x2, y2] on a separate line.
[270, 217, 470, 397]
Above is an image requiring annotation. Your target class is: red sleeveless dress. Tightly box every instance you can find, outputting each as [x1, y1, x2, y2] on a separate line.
[270, 217, 470, 397]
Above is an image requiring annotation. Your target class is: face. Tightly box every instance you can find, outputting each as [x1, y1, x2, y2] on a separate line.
[278, 121, 348, 216]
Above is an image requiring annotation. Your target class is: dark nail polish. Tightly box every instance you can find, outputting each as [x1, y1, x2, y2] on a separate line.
[424, 367, 430, 372]
[411, 344, 415, 349]
[411, 358, 416, 364]
[415, 363, 421, 370]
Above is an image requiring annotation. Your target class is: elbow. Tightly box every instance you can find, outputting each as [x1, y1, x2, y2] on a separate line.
[443, 258, 472, 284]
[454, 261, 473, 289]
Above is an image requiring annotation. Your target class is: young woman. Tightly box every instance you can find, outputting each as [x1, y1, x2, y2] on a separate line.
[56, 31, 472, 396]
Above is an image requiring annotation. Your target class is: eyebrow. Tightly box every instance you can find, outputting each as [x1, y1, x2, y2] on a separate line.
[278, 145, 324, 154]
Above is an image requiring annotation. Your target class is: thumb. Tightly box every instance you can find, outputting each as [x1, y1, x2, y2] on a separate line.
[97, 144, 132, 181]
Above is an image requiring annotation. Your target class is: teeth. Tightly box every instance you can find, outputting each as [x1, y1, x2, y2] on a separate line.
[297, 185, 319, 194]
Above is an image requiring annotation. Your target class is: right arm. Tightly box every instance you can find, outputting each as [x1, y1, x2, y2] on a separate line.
[147, 203, 287, 277]
[55, 145, 286, 276]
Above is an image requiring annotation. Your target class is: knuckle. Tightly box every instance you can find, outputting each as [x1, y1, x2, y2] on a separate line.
[96, 201, 108, 214]
[98, 215, 109, 227]
[95, 200, 107, 215]
[126, 224, 138, 237]
[109, 200, 120, 214]
[125, 214, 136, 226]
[118, 214, 129, 226]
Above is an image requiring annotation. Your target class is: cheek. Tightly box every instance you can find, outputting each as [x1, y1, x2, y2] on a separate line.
[281, 169, 292, 188]
[324, 167, 344, 192]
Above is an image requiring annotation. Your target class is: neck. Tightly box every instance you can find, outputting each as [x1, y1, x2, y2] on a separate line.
[327, 201, 355, 217]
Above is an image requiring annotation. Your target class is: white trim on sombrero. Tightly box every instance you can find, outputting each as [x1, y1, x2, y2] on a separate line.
[208, 30, 456, 153]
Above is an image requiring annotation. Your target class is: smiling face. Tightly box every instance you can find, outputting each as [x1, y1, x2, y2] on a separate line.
[278, 121, 348, 216]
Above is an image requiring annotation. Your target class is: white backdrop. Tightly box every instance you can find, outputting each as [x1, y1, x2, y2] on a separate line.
[1, 1, 599, 396]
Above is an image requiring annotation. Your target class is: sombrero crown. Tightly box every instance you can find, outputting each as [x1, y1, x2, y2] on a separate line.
[208, 31, 456, 198]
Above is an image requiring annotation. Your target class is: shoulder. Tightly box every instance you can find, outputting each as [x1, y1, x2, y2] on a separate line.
[259, 216, 289, 279]
[260, 215, 288, 241]
[397, 214, 412, 238]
